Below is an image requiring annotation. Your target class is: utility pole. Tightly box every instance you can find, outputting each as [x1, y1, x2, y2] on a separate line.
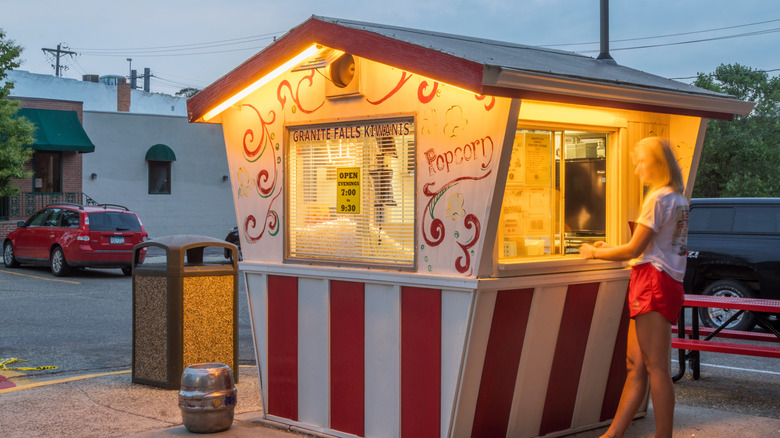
[41, 44, 78, 77]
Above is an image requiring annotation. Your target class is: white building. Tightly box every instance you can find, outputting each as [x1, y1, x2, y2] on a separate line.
[3, 70, 236, 240]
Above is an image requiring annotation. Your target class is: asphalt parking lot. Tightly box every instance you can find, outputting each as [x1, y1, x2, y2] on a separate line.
[2, 264, 779, 429]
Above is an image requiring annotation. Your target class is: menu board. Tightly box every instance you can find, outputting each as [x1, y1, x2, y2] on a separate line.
[501, 131, 553, 257]
[524, 133, 550, 185]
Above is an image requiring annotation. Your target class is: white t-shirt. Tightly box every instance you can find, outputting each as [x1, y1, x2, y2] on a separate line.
[633, 186, 689, 282]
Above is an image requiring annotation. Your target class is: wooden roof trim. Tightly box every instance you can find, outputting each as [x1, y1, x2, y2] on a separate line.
[188, 17, 485, 122]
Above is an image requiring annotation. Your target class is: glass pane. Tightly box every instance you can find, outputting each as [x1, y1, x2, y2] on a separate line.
[87, 212, 142, 231]
[287, 118, 416, 266]
[33, 152, 61, 193]
[44, 208, 63, 227]
[498, 129, 608, 260]
[62, 210, 80, 228]
[689, 207, 733, 232]
[27, 209, 51, 226]
[732, 207, 780, 233]
[149, 161, 171, 194]
[561, 131, 608, 253]
[499, 130, 557, 258]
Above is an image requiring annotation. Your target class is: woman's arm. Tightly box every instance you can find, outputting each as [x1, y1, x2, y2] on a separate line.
[579, 223, 655, 261]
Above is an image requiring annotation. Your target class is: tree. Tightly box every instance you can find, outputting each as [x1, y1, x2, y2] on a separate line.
[0, 28, 35, 197]
[175, 87, 200, 98]
[692, 64, 780, 198]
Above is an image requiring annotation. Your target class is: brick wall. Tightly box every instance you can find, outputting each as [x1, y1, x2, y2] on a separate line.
[62, 152, 83, 193]
[117, 83, 131, 112]
[16, 97, 84, 122]
[1, 222, 18, 241]
[2, 98, 88, 233]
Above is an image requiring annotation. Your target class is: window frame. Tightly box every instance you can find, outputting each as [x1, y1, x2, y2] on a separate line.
[32, 151, 62, 193]
[148, 160, 172, 195]
[497, 123, 618, 263]
[283, 116, 418, 270]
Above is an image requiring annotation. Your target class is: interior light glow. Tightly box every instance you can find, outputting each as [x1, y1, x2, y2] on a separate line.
[203, 44, 320, 121]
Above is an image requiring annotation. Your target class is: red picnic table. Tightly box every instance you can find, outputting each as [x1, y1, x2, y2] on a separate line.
[672, 294, 780, 381]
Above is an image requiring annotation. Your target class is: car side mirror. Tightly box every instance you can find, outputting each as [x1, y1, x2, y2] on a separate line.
[17, 221, 25, 227]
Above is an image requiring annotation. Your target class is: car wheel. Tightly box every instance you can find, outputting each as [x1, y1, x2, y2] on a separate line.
[3, 241, 20, 268]
[122, 267, 132, 276]
[50, 247, 72, 277]
[697, 279, 757, 331]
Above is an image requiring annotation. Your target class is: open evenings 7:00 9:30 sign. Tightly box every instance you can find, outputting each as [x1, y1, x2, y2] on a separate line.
[337, 167, 360, 214]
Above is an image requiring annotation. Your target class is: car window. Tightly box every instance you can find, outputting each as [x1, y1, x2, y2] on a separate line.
[87, 212, 142, 232]
[62, 210, 81, 228]
[732, 207, 780, 233]
[26, 209, 51, 227]
[688, 206, 734, 233]
[44, 209, 63, 227]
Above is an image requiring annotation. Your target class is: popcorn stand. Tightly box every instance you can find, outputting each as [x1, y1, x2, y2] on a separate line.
[188, 16, 753, 438]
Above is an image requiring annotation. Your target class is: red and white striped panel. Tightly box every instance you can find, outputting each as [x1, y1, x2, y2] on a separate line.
[245, 271, 631, 438]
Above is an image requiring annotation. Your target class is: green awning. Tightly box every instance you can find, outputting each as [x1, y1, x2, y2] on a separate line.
[145, 144, 176, 161]
[15, 108, 95, 153]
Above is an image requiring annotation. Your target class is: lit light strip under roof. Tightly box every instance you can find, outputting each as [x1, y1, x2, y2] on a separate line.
[202, 44, 320, 121]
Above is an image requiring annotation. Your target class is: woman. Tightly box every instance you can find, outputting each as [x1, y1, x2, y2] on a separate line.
[580, 137, 689, 438]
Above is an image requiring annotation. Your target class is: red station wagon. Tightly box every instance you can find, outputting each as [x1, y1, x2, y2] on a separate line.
[3, 203, 148, 276]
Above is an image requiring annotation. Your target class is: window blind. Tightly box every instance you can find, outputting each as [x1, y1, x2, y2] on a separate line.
[287, 118, 416, 267]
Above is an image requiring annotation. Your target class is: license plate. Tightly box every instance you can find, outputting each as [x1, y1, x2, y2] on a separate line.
[110, 236, 125, 244]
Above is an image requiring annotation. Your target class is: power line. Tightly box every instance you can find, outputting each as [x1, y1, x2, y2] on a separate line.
[543, 17, 780, 48]
[671, 68, 780, 80]
[70, 32, 283, 55]
[595, 27, 780, 53]
[77, 43, 272, 58]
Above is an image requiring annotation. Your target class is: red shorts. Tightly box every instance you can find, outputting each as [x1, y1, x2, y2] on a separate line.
[628, 262, 684, 324]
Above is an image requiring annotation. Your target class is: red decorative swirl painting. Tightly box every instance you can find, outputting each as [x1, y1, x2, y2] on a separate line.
[421, 172, 491, 273]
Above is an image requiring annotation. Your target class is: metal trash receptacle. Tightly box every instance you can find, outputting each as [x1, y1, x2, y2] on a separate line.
[131, 235, 239, 389]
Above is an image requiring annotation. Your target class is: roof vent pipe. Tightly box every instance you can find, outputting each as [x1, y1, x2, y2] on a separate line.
[596, 0, 617, 64]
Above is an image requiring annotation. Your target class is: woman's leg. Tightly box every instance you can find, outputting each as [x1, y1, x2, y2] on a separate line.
[634, 311, 674, 438]
[600, 319, 648, 438]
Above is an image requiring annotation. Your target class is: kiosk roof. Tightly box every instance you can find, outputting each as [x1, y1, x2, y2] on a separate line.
[188, 15, 754, 123]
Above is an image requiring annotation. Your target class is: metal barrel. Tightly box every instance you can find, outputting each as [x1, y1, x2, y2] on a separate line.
[178, 363, 237, 433]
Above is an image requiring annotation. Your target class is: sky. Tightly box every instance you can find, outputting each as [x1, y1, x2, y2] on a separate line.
[3, 0, 779, 96]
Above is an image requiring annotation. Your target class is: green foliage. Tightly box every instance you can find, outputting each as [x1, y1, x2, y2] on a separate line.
[175, 87, 200, 98]
[0, 28, 35, 197]
[692, 64, 780, 198]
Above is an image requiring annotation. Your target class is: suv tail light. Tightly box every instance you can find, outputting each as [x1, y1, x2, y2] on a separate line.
[78, 221, 90, 242]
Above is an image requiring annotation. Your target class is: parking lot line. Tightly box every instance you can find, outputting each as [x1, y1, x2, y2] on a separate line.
[0, 269, 81, 284]
[0, 370, 131, 394]
[672, 359, 780, 375]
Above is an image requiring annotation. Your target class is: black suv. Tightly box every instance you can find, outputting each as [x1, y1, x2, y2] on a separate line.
[684, 198, 780, 331]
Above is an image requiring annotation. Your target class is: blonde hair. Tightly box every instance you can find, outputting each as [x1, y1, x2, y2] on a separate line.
[636, 137, 685, 193]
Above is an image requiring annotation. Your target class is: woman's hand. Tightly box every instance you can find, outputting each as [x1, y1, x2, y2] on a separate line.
[579, 243, 596, 259]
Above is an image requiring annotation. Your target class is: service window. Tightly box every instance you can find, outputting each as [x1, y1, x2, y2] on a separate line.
[287, 118, 416, 267]
[498, 128, 609, 260]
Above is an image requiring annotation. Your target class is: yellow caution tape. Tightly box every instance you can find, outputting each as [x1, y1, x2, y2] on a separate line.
[0, 357, 58, 371]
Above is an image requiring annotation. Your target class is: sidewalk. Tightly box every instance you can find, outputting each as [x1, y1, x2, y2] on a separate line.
[1, 366, 779, 437]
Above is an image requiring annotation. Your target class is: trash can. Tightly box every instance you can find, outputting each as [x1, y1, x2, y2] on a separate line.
[131, 235, 239, 389]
